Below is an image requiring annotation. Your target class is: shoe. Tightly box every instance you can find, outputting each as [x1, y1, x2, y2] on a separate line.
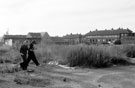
[20, 63, 23, 68]
[36, 63, 40, 66]
[22, 67, 27, 70]
[20, 63, 27, 70]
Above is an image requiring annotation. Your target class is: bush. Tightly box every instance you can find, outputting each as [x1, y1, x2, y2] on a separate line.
[0, 46, 21, 64]
[111, 56, 131, 65]
[35, 44, 69, 64]
[123, 44, 135, 58]
[0, 45, 11, 55]
[114, 39, 121, 45]
[66, 45, 112, 67]
[34, 44, 134, 68]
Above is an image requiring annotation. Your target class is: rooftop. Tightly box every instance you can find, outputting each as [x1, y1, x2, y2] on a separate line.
[3, 35, 26, 39]
[51, 37, 65, 42]
[85, 28, 132, 36]
[63, 34, 82, 39]
[27, 32, 41, 38]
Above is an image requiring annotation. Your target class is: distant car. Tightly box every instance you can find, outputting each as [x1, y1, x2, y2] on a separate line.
[102, 42, 109, 44]
[114, 39, 122, 45]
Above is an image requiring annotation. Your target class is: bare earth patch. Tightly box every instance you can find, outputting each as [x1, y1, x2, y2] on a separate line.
[0, 64, 135, 88]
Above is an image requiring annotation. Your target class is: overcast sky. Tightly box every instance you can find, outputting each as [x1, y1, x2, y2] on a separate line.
[0, 0, 135, 36]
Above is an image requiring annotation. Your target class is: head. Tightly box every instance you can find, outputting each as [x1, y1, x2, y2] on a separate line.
[23, 40, 29, 45]
[31, 40, 37, 45]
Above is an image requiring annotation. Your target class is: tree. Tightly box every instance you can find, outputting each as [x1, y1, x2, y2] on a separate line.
[41, 32, 53, 45]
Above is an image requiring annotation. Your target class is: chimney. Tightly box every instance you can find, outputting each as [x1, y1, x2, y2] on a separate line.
[127, 28, 129, 30]
[118, 27, 121, 30]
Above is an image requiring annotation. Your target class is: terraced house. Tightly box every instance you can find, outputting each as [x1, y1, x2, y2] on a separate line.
[3, 33, 42, 49]
[2, 28, 135, 46]
[84, 28, 134, 44]
[3, 32, 67, 48]
[63, 33, 82, 45]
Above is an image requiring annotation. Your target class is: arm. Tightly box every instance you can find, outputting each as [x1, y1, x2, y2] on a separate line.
[29, 44, 34, 51]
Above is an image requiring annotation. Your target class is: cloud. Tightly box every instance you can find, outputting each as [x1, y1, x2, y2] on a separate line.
[0, 0, 135, 36]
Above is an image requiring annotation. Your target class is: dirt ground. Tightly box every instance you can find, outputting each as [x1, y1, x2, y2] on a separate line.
[0, 63, 135, 88]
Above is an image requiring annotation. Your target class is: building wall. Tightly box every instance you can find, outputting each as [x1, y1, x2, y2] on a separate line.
[63, 38, 81, 45]
[26, 38, 41, 44]
[120, 33, 135, 44]
[5, 39, 13, 46]
[4, 38, 41, 49]
[84, 34, 120, 44]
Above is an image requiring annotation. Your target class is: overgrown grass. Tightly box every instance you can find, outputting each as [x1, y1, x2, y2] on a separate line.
[0, 64, 21, 73]
[123, 44, 135, 58]
[0, 45, 21, 64]
[65, 45, 131, 67]
[0, 44, 135, 68]
[36, 44, 134, 68]
[35, 44, 69, 64]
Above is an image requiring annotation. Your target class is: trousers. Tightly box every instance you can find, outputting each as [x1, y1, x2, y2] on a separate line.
[20, 53, 27, 70]
[26, 51, 39, 66]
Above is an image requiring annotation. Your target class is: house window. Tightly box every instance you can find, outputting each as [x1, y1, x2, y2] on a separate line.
[121, 34, 124, 37]
[93, 39, 94, 42]
[97, 39, 100, 41]
[103, 39, 105, 42]
[124, 34, 128, 36]
[89, 39, 91, 42]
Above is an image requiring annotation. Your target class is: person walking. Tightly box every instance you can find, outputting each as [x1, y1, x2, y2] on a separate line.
[26, 40, 40, 69]
[20, 40, 29, 70]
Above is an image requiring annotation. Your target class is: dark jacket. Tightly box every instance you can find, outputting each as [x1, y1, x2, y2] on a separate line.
[20, 44, 28, 54]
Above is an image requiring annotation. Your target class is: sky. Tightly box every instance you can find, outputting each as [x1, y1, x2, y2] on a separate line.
[0, 0, 135, 36]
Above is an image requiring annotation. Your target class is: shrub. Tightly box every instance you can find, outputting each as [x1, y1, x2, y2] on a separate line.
[65, 44, 133, 67]
[34, 44, 133, 68]
[114, 39, 121, 45]
[111, 56, 131, 65]
[0, 46, 21, 64]
[35, 44, 69, 64]
[66, 45, 112, 67]
[0, 45, 11, 55]
[123, 44, 135, 58]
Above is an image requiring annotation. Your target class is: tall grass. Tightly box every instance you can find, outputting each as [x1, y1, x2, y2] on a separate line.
[66, 45, 126, 67]
[36, 44, 134, 68]
[123, 44, 135, 58]
[35, 44, 69, 64]
[0, 45, 21, 64]
[66, 45, 111, 67]
[0, 43, 135, 68]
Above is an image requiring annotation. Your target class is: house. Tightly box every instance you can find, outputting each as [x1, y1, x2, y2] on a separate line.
[51, 37, 68, 44]
[3, 32, 43, 48]
[3, 28, 135, 46]
[84, 28, 133, 44]
[26, 32, 41, 43]
[3, 32, 69, 48]
[41, 32, 67, 44]
[120, 32, 135, 44]
[63, 33, 82, 44]
[3, 35, 26, 48]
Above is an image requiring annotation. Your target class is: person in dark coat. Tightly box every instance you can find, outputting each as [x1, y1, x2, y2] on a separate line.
[20, 40, 29, 70]
[26, 40, 40, 68]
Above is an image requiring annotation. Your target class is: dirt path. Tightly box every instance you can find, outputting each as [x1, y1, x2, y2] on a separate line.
[0, 64, 135, 88]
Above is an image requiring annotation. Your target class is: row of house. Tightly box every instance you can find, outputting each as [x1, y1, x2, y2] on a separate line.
[84, 28, 134, 44]
[2, 32, 68, 48]
[2, 28, 135, 48]
[62, 28, 135, 44]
